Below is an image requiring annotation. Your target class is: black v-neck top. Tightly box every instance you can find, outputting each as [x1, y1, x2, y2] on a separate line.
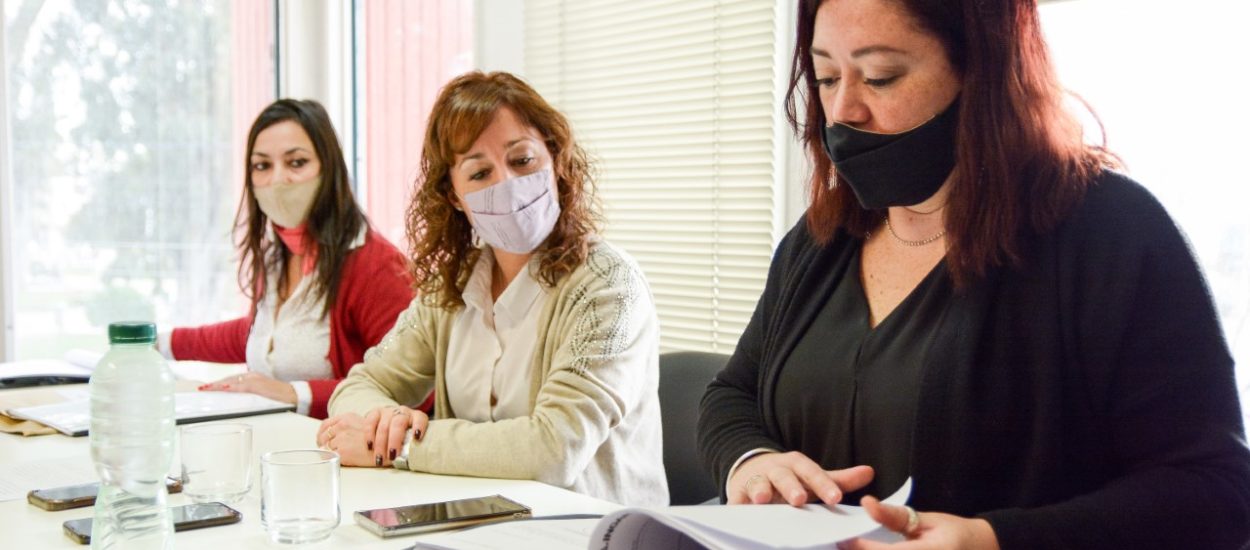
[774, 243, 951, 499]
[700, 173, 1250, 548]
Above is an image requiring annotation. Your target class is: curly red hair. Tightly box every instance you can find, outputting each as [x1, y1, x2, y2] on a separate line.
[406, 71, 601, 309]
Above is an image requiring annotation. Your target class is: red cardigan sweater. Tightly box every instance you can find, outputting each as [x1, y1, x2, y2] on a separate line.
[171, 230, 414, 418]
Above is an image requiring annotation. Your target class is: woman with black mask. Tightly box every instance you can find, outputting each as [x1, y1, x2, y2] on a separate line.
[697, 0, 1250, 548]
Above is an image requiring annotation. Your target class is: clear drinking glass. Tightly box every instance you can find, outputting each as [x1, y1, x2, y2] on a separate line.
[260, 450, 340, 544]
[179, 423, 253, 504]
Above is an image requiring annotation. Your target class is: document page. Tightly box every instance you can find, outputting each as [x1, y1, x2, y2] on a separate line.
[0, 456, 98, 502]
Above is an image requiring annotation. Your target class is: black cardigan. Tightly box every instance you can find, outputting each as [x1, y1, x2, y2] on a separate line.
[697, 171, 1250, 549]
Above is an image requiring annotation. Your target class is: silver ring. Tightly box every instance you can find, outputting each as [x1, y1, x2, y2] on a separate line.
[903, 505, 920, 535]
[743, 474, 765, 493]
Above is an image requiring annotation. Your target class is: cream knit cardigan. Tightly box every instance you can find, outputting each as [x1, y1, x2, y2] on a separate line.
[328, 242, 669, 507]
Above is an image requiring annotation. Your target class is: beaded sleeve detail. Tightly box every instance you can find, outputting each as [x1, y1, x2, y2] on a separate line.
[566, 245, 643, 376]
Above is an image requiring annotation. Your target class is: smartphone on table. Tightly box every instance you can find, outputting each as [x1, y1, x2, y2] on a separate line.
[62, 501, 242, 544]
[28, 477, 184, 511]
[354, 494, 532, 537]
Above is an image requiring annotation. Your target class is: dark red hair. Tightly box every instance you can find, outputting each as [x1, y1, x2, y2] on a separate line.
[786, 0, 1116, 286]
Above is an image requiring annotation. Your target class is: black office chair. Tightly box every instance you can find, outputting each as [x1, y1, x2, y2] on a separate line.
[658, 351, 731, 505]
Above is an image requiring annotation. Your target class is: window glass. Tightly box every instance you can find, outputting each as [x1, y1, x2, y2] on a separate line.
[3, 0, 275, 358]
[355, 0, 473, 248]
[1040, 0, 1250, 415]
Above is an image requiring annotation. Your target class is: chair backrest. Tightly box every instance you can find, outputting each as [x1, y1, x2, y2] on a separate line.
[658, 351, 730, 505]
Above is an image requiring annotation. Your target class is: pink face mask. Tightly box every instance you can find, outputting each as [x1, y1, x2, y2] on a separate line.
[462, 168, 561, 254]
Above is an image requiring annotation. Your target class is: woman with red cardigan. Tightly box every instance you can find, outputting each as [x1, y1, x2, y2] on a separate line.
[162, 99, 413, 419]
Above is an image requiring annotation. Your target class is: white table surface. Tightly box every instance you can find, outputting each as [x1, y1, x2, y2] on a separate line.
[0, 409, 621, 548]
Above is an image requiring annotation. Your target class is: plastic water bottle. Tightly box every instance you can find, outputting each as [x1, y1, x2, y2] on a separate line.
[89, 321, 176, 549]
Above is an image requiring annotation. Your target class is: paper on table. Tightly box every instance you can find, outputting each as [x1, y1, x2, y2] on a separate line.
[0, 350, 100, 389]
[409, 479, 911, 550]
[0, 456, 99, 502]
[590, 478, 911, 550]
[410, 517, 601, 550]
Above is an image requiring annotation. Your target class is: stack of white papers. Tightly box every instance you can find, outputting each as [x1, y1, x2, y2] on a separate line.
[411, 480, 911, 550]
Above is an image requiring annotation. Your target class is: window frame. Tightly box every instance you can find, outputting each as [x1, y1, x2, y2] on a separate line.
[0, 4, 13, 361]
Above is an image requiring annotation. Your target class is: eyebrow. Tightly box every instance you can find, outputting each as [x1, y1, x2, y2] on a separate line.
[251, 147, 311, 158]
[811, 45, 909, 59]
[457, 138, 536, 169]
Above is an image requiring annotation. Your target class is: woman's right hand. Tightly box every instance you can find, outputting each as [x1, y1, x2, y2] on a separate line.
[727, 451, 874, 506]
[316, 413, 376, 467]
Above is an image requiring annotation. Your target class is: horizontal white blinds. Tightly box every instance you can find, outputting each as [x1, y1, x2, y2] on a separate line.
[525, 0, 779, 353]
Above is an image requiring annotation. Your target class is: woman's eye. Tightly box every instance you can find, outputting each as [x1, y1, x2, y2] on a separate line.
[251, 162, 269, 171]
[512, 156, 535, 167]
[816, 76, 839, 88]
[469, 169, 489, 181]
[290, 158, 308, 168]
[865, 75, 900, 88]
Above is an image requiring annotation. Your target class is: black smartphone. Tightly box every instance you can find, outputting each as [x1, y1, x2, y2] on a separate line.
[353, 494, 531, 537]
[29, 477, 184, 511]
[62, 502, 242, 544]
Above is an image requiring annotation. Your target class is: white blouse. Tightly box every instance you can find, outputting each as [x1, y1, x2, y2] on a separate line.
[243, 228, 367, 414]
[445, 249, 549, 422]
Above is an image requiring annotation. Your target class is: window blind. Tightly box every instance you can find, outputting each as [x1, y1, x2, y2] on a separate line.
[525, 0, 782, 353]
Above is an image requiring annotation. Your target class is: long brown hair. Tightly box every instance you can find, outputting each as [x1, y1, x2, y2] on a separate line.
[786, 0, 1116, 286]
[235, 99, 367, 317]
[407, 71, 600, 309]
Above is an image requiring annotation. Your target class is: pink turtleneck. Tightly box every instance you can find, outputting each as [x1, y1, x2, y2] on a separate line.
[274, 223, 318, 275]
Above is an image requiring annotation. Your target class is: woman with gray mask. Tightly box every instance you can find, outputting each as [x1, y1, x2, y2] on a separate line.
[163, 99, 414, 420]
[318, 72, 668, 507]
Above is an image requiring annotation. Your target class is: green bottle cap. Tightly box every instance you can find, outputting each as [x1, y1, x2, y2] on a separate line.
[108, 321, 157, 344]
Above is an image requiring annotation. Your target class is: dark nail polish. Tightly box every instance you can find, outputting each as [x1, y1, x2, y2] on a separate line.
[374, 455, 382, 467]
[413, 429, 421, 442]
[366, 440, 373, 451]
[389, 448, 397, 461]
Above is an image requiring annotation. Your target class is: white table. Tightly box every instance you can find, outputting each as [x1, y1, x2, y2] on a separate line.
[0, 411, 621, 548]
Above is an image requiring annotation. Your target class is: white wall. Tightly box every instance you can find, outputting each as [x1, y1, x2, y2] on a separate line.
[0, 9, 14, 361]
[276, 0, 356, 177]
[474, 0, 526, 76]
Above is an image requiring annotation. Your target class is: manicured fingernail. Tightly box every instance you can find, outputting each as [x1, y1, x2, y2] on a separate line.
[374, 455, 382, 467]
[366, 440, 373, 451]
[413, 429, 422, 441]
[389, 448, 397, 461]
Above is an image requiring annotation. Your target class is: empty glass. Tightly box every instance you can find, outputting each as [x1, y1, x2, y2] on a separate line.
[179, 423, 253, 504]
[260, 449, 340, 544]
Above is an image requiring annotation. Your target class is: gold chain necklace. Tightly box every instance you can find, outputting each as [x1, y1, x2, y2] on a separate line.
[884, 217, 946, 247]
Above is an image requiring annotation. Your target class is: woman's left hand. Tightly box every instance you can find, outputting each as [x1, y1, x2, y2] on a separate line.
[837, 496, 1000, 550]
[199, 372, 297, 405]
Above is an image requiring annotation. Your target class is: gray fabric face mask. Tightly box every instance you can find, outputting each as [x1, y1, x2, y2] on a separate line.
[462, 168, 561, 254]
[254, 175, 321, 228]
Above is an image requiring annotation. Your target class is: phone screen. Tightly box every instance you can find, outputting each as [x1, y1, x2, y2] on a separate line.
[62, 502, 241, 545]
[356, 495, 529, 532]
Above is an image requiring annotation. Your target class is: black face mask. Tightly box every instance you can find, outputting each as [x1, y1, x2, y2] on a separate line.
[820, 99, 959, 209]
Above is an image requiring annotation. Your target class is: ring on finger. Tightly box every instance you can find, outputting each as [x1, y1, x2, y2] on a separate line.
[903, 505, 920, 536]
[744, 474, 765, 493]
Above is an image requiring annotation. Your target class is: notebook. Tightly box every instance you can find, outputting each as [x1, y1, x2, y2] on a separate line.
[5, 390, 295, 436]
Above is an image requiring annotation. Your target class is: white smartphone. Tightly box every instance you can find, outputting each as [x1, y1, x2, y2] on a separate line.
[353, 494, 532, 537]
